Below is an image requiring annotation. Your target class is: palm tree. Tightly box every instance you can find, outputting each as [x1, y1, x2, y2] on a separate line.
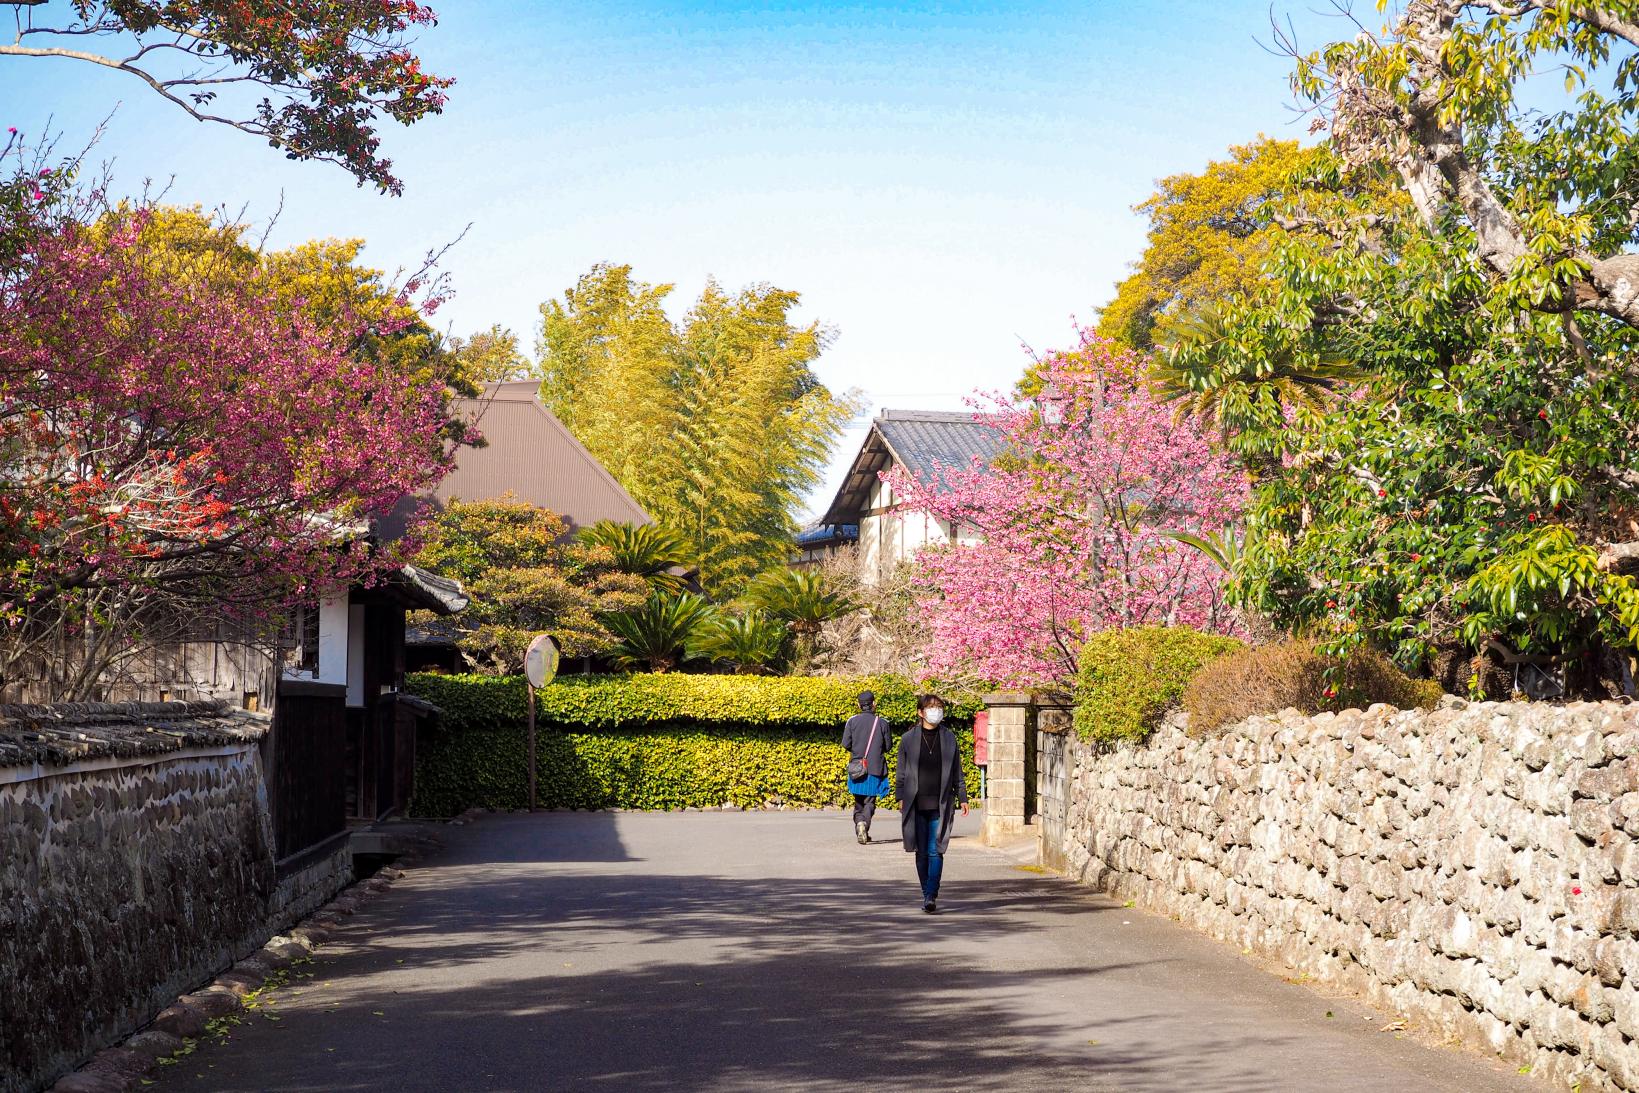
[696, 609, 788, 674]
[1151, 304, 1366, 443]
[579, 520, 693, 595]
[603, 591, 716, 673]
[745, 567, 855, 670]
[1164, 525, 1244, 572]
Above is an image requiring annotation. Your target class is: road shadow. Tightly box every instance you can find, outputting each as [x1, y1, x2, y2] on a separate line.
[148, 812, 1515, 1093]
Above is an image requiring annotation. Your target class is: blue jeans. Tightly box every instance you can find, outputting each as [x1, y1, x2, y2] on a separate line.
[914, 809, 943, 902]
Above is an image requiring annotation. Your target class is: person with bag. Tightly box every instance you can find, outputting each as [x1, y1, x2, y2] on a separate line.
[895, 693, 968, 913]
[840, 690, 890, 844]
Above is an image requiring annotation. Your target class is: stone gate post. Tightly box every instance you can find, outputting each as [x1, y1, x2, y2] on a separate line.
[980, 692, 1032, 846]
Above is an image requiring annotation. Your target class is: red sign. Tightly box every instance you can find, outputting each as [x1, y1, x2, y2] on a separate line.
[973, 709, 989, 765]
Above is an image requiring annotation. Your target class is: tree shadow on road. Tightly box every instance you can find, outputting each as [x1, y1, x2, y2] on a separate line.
[149, 812, 1504, 1093]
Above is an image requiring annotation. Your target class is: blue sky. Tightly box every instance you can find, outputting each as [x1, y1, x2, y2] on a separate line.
[1, 0, 1350, 518]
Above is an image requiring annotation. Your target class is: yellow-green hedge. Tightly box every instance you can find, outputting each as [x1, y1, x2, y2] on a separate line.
[405, 672, 981, 816]
[1074, 626, 1244, 743]
[406, 672, 978, 732]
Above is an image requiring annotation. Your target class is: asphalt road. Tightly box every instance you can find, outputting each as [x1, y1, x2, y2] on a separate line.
[153, 810, 1539, 1092]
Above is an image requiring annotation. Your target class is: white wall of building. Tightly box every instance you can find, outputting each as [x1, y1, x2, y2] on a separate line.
[281, 594, 351, 688]
[859, 476, 977, 584]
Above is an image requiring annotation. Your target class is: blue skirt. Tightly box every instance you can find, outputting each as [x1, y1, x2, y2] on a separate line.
[848, 773, 890, 797]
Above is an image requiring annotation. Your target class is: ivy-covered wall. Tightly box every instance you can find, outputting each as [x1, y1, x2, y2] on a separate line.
[406, 673, 979, 816]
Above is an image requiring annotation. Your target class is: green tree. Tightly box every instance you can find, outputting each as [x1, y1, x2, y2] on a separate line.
[1150, 303, 1366, 459]
[536, 264, 861, 596]
[0, 0, 451, 193]
[413, 499, 648, 671]
[1097, 137, 1311, 351]
[447, 325, 530, 385]
[535, 263, 676, 497]
[1169, 4, 1639, 694]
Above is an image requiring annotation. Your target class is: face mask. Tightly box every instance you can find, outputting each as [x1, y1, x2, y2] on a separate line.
[924, 708, 944, 726]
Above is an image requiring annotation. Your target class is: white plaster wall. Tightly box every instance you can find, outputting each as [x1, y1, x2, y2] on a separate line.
[280, 595, 349, 687]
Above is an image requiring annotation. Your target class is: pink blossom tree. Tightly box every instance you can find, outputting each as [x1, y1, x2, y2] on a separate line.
[0, 201, 468, 696]
[885, 335, 1246, 688]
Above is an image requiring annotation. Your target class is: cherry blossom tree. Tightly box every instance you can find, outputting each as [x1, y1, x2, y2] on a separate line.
[886, 335, 1247, 688]
[0, 197, 467, 696]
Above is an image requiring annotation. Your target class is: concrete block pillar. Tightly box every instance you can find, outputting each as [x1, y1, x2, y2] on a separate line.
[981, 692, 1032, 846]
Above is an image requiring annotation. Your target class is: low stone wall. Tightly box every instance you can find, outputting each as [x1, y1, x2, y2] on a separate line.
[0, 702, 351, 1093]
[1041, 699, 1639, 1090]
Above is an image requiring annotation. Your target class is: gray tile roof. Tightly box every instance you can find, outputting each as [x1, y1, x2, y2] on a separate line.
[875, 410, 1004, 484]
[820, 409, 1004, 525]
[0, 701, 269, 768]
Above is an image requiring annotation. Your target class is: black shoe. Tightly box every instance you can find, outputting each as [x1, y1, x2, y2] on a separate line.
[922, 900, 937, 914]
[855, 822, 867, 845]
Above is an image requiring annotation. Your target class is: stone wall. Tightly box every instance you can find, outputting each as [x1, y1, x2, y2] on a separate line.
[1041, 699, 1639, 1091]
[0, 702, 351, 1093]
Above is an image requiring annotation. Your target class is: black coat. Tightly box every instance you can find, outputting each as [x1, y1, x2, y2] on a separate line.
[840, 712, 890, 778]
[895, 726, 967, 854]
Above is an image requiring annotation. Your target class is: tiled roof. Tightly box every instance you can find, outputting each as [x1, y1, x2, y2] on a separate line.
[875, 410, 1005, 484]
[0, 701, 269, 769]
[820, 409, 1003, 525]
[795, 522, 858, 548]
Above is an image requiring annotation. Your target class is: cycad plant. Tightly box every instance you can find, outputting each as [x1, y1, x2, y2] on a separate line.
[695, 609, 788, 675]
[745, 567, 855, 669]
[603, 591, 716, 672]
[578, 520, 693, 595]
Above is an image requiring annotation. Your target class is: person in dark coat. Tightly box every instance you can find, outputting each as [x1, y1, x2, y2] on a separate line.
[840, 690, 890, 844]
[895, 692, 968, 913]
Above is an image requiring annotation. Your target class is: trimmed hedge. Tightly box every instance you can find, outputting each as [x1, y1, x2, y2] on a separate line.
[405, 672, 981, 817]
[1074, 626, 1244, 743]
[405, 672, 977, 733]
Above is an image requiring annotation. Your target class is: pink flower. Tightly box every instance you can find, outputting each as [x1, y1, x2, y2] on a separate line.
[1572, 886, 1582, 896]
[883, 335, 1246, 686]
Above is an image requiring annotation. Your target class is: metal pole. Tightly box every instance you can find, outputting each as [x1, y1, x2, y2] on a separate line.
[528, 683, 537, 812]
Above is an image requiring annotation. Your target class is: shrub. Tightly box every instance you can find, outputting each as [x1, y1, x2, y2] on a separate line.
[603, 591, 717, 672]
[1183, 640, 1445, 735]
[409, 721, 979, 816]
[1073, 626, 1244, 743]
[406, 672, 978, 733]
[404, 671, 984, 816]
[694, 609, 788, 674]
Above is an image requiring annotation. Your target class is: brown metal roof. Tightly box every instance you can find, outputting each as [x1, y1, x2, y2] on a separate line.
[378, 382, 651, 538]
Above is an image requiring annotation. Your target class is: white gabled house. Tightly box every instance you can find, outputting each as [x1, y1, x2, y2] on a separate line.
[810, 409, 1003, 584]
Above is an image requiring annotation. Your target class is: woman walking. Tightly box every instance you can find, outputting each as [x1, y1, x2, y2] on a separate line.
[895, 693, 968, 913]
[841, 690, 890, 844]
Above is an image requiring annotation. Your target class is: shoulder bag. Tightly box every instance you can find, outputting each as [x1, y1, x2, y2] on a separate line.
[846, 716, 882, 782]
